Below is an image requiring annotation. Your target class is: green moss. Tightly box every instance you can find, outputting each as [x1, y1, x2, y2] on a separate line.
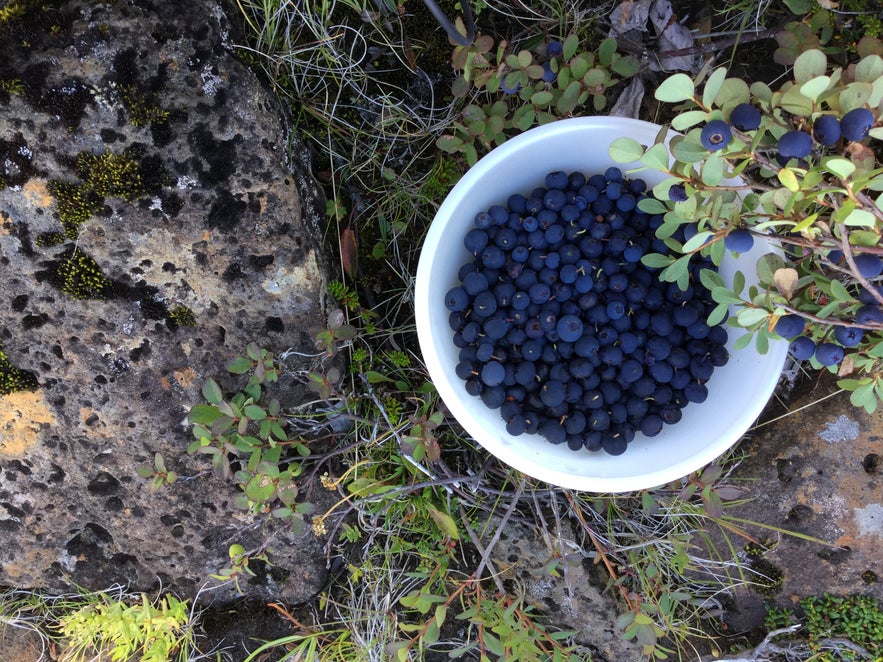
[0, 344, 38, 396]
[34, 231, 66, 247]
[120, 85, 170, 127]
[0, 0, 30, 24]
[48, 149, 146, 239]
[168, 304, 196, 328]
[0, 79, 24, 95]
[56, 250, 110, 300]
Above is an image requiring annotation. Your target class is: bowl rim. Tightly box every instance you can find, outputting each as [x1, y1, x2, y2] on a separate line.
[415, 116, 787, 492]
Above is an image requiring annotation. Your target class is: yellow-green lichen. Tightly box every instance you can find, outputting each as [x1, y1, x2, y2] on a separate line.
[168, 304, 196, 328]
[0, 344, 38, 396]
[120, 85, 170, 127]
[48, 149, 146, 239]
[0, 0, 30, 24]
[57, 251, 110, 300]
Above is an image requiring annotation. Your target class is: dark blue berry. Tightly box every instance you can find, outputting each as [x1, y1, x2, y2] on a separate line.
[790, 336, 816, 361]
[700, 120, 732, 151]
[546, 40, 563, 56]
[841, 107, 875, 142]
[444, 286, 469, 311]
[813, 115, 841, 145]
[833, 325, 864, 347]
[556, 314, 584, 342]
[724, 229, 754, 253]
[669, 183, 688, 202]
[541, 62, 557, 83]
[774, 314, 805, 339]
[854, 253, 883, 278]
[855, 305, 883, 325]
[730, 103, 761, 131]
[814, 342, 844, 366]
[777, 131, 812, 159]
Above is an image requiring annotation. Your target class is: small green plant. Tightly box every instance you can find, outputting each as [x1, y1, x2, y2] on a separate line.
[610, 45, 883, 412]
[438, 33, 639, 164]
[135, 452, 178, 492]
[763, 593, 883, 660]
[57, 592, 193, 662]
[187, 343, 315, 534]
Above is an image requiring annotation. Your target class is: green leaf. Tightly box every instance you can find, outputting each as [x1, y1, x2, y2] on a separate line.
[427, 507, 459, 540]
[640, 143, 670, 172]
[701, 155, 725, 186]
[189, 404, 221, 425]
[671, 139, 709, 163]
[599, 38, 617, 66]
[530, 90, 554, 106]
[800, 75, 831, 102]
[829, 279, 854, 302]
[702, 67, 727, 109]
[641, 253, 675, 269]
[824, 157, 856, 180]
[227, 356, 253, 374]
[245, 475, 276, 503]
[609, 137, 644, 163]
[737, 307, 770, 327]
[638, 197, 667, 214]
[793, 49, 827, 84]
[202, 378, 223, 405]
[655, 73, 695, 103]
[843, 209, 875, 228]
[671, 110, 709, 131]
[840, 81, 874, 113]
[777, 168, 799, 192]
[364, 370, 394, 384]
[563, 33, 579, 60]
[243, 404, 266, 420]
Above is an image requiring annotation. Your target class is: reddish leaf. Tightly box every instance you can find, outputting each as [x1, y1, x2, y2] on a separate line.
[340, 226, 358, 279]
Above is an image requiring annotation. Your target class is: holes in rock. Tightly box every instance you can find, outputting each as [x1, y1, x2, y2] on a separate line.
[862, 570, 878, 584]
[87, 471, 120, 495]
[863, 453, 879, 475]
[786, 504, 814, 522]
[817, 546, 851, 564]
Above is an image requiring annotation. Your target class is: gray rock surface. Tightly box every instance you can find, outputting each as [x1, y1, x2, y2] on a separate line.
[0, 0, 332, 603]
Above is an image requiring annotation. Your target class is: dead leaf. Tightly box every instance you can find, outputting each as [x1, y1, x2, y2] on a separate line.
[610, 77, 646, 119]
[607, 0, 653, 38]
[773, 267, 799, 300]
[837, 354, 855, 377]
[340, 226, 358, 279]
[649, 0, 697, 72]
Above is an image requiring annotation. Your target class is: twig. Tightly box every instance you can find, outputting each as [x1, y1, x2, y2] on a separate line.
[458, 503, 506, 594]
[474, 479, 523, 584]
[700, 623, 802, 661]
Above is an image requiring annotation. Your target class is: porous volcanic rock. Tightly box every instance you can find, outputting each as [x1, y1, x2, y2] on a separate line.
[0, 0, 334, 603]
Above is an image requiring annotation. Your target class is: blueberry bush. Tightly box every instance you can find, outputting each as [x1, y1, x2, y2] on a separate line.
[609, 45, 883, 412]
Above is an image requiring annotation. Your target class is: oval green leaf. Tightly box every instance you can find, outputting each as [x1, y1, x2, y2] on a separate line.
[655, 73, 695, 103]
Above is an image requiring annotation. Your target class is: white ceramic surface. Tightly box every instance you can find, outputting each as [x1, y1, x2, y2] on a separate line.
[415, 117, 787, 492]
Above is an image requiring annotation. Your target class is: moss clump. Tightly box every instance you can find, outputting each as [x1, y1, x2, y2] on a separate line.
[0, 79, 24, 95]
[167, 304, 196, 328]
[120, 85, 170, 127]
[34, 231, 66, 247]
[48, 149, 146, 239]
[0, 344, 38, 396]
[56, 250, 110, 300]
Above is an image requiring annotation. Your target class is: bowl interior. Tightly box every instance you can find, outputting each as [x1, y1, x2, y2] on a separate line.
[415, 117, 787, 492]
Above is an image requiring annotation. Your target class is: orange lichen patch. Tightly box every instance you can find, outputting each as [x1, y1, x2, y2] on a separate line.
[22, 178, 53, 208]
[173, 367, 197, 388]
[0, 390, 55, 457]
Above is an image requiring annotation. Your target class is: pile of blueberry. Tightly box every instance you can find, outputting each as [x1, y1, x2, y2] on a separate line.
[444, 168, 729, 456]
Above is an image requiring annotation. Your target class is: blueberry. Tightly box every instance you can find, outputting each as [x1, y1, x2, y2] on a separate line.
[814, 342, 844, 366]
[506, 415, 527, 436]
[668, 183, 688, 202]
[556, 314, 584, 342]
[604, 167, 623, 182]
[777, 131, 812, 159]
[730, 103, 761, 131]
[724, 229, 754, 253]
[700, 120, 732, 151]
[500, 77, 521, 95]
[859, 284, 883, 304]
[481, 361, 506, 386]
[541, 61, 557, 83]
[774, 314, 805, 339]
[546, 40, 563, 56]
[444, 286, 469, 311]
[854, 253, 883, 278]
[840, 107, 875, 142]
[684, 382, 708, 403]
[813, 115, 841, 145]
[789, 336, 815, 360]
[639, 415, 664, 437]
[539, 419, 566, 444]
[833, 325, 864, 347]
[855, 305, 883, 325]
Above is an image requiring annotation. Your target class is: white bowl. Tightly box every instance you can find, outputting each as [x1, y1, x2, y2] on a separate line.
[415, 117, 787, 492]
